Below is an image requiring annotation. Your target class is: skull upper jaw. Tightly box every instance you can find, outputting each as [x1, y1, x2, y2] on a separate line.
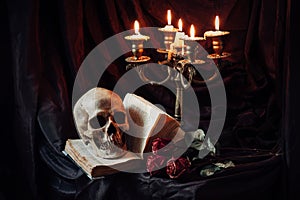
[89, 128, 127, 159]
[91, 141, 127, 159]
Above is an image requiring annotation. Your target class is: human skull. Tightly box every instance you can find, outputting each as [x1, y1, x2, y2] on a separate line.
[73, 87, 128, 158]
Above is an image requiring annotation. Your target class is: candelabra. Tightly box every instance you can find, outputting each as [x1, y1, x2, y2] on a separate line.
[124, 16, 230, 123]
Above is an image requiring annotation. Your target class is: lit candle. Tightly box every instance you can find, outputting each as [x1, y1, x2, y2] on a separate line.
[164, 10, 175, 30]
[125, 20, 149, 40]
[158, 10, 178, 51]
[167, 10, 171, 25]
[178, 18, 183, 32]
[134, 20, 139, 34]
[215, 15, 220, 31]
[124, 20, 150, 61]
[204, 15, 229, 38]
[180, 24, 204, 62]
[181, 24, 204, 41]
[190, 24, 195, 38]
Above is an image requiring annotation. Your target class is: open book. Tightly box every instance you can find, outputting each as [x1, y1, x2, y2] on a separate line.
[64, 93, 184, 179]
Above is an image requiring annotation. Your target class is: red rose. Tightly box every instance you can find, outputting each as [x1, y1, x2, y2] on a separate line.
[146, 154, 167, 175]
[166, 157, 191, 179]
[152, 138, 174, 155]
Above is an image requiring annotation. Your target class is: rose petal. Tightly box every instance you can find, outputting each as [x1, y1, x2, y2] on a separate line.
[146, 154, 167, 175]
[152, 138, 174, 155]
[166, 157, 191, 179]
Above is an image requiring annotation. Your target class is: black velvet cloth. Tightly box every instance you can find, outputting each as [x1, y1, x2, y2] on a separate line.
[1, 0, 298, 199]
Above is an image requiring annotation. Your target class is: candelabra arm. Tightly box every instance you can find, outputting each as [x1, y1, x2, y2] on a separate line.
[180, 73, 192, 89]
[136, 64, 172, 85]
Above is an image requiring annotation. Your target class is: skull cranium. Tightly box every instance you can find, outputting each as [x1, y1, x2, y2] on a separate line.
[73, 88, 128, 158]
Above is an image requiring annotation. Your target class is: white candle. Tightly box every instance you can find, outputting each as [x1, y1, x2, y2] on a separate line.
[173, 18, 185, 47]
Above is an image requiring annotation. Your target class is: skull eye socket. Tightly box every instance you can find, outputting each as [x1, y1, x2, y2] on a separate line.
[114, 112, 126, 124]
[89, 115, 107, 129]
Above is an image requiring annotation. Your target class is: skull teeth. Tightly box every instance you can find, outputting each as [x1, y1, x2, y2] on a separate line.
[99, 142, 111, 150]
[97, 140, 122, 151]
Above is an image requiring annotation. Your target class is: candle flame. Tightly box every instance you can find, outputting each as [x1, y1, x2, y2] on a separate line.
[134, 20, 139, 34]
[215, 16, 219, 31]
[190, 24, 195, 38]
[167, 10, 171, 25]
[178, 18, 183, 32]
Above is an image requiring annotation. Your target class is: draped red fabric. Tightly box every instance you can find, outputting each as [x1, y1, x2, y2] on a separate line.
[1, 0, 298, 199]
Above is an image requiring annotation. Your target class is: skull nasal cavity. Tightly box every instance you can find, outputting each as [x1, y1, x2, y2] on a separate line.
[107, 124, 116, 135]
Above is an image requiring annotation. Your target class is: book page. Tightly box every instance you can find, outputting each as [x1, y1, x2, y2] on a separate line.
[65, 139, 140, 176]
[124, 94, 164, 136]
[123, 93, 181, 155]
[123, 94, 164, 154]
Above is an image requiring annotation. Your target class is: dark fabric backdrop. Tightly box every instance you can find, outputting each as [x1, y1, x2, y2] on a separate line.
[1, 0, 299, 199]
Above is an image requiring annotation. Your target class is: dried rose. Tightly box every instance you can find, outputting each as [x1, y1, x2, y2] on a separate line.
[146, 154, 167, 175]
[152, 138, 174, 155]
[166, 157, 191, 179]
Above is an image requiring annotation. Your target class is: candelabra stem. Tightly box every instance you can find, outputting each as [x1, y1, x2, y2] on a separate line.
[174, 86, 183, 122]
[217, 58, 222, 69]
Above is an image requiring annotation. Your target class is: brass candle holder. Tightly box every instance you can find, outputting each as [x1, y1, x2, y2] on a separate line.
[158, 25, 178, 53]
[181, 35, 205, 63]
[204, 15, 231, 67]
[204, 30, 230, 59]
[124, 34, 150, 63]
